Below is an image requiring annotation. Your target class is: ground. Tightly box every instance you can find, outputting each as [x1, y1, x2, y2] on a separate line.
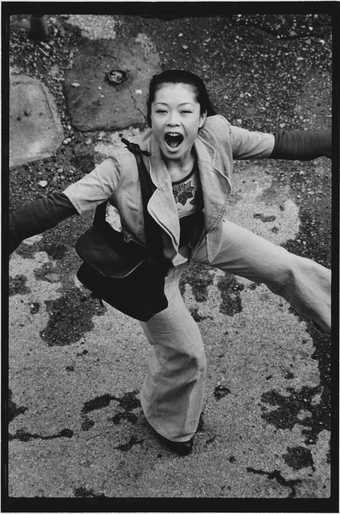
[7, 11, 333, 504]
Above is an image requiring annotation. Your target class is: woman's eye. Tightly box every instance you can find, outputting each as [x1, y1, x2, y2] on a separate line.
[181, 111, 193, 114]
[156, 110, 167, 114]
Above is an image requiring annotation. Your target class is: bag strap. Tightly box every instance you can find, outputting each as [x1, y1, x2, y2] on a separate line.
[120, 138, 168, 266]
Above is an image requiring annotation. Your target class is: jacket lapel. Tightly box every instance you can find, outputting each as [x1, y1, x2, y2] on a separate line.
[141, 134, 180, 249]
[138, 131, 232, 248]
[194, 136, 232, 231]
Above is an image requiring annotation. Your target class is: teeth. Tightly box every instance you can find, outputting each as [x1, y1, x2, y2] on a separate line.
[164, 133, 183, 149]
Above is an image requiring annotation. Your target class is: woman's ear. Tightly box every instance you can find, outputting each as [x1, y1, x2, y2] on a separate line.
[199, 111, 207, 129]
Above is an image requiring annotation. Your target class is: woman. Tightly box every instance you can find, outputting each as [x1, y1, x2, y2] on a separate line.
[9, 70, 331, 455]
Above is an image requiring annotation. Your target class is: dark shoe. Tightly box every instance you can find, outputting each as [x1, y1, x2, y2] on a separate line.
[146, 420, 194, 456]
[156, 433, 194, 456]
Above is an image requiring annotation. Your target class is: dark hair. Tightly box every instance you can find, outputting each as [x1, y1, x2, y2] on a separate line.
[146, 69, 216, 125]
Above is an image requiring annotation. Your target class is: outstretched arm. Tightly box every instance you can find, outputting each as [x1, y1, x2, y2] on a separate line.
[9, 156, 122, 254]
[9, 192, 77, 253]
[229, 118, 331, 161]
[270, 129, 332, 160]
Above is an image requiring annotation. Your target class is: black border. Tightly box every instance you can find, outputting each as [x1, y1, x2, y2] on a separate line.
[2, 2, 339, 512]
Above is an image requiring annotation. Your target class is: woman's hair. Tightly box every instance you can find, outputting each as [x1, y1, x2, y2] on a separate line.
[146, 69, 216, 125]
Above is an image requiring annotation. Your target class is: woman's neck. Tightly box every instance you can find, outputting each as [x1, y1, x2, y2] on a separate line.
[162, 151, 195, 183]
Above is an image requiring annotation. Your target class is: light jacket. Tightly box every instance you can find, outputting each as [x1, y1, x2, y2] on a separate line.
[64, 115, 275, 264]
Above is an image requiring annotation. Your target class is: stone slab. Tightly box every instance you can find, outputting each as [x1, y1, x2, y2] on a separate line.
[64, 36, 161, 131]
[9, 75, 64, 168]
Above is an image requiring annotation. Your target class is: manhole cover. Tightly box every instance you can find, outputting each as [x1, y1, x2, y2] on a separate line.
[64, 38, 161, 131]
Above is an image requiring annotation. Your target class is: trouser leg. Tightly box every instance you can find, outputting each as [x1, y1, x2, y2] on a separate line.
[193, 219, 331, 333]
[140, 266, 207, 442]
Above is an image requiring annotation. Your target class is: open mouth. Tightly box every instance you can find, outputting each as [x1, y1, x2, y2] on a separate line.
[164, 132, 184, 149]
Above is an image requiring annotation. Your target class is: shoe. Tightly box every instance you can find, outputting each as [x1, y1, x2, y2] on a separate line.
[146, 421, 194, 456]
[156, 433, 194, 456]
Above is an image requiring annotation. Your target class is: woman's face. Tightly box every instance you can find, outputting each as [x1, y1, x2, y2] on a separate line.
[150, 82, 206, 162]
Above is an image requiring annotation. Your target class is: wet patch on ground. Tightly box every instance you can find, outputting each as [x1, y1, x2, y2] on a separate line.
[246, 466, 302, 498]
[74, 486, 105, 498]
[82, 393, 115, 414]
[179, 263, 215, 302]
[8, 390, 27, 422]
[260, 385, 329, 445]
[34, 261, 60, 283]
[15, 242, 41, 259]
[216, 274, 244, 316]
[189, 307, 213, 322]
[9, 274, 30, 296]
[40, 288, 106, 346]
[40, 243, 68, 260]
[29, 301, 40, 314]
[214, 385, 231, 400]
[114, 435, 144, 452]
[9, 428, 74, 442]
[282, 446, 315, 471]
[81, 391, 141, 430]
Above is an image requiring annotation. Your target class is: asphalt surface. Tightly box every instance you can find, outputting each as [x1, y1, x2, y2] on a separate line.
[7, 12, 333, 503]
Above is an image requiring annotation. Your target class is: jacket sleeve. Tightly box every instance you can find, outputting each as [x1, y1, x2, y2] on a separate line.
[270, 129, 332, 160]
[63, 157, 121, 214]
[230, 125, 275, 159]
[9, 192, 77, 253]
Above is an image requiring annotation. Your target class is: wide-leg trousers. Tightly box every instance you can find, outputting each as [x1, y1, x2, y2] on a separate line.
[140, 219, 331, 442]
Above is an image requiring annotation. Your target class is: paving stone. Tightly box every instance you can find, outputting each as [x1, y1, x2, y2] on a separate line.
[64, 37, 161, 131]
[9, 75, 64, 169]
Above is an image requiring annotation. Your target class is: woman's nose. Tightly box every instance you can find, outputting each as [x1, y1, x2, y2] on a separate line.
[167, 111, 180, 125]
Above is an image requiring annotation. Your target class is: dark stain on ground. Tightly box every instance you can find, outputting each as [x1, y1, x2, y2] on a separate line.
[229, 456, 236, 463]
[9, 274, 30, 296]
[42, 243, 68, 260]
[82, 393, 114, 413]
[76, 349, 88, 356]
[110, 389, 141, 425]
[214, 385, 231, 400]
[9, 428, 74, 442]
[15, 242, 39, 259]
[81, 391, 141, 429]
[282, 446, 315, 471]
[29, 301, 40, 314]
[260, 384, 329, 445]
[114, 435, 144, 452]
[253, 213, 276, 223]
[40, 288, 106, 346]
[189, 307, 213, 322]
[216, 274, 244, 316]
[8, 390, 27, 423]
[246, 466, 301, 498]
[81, 417, 95, 431]
[33, 262, 60, 283]
[111, 411, 138, 425]
[179, 263, 214, 302]
[74, 487, 105, 498]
